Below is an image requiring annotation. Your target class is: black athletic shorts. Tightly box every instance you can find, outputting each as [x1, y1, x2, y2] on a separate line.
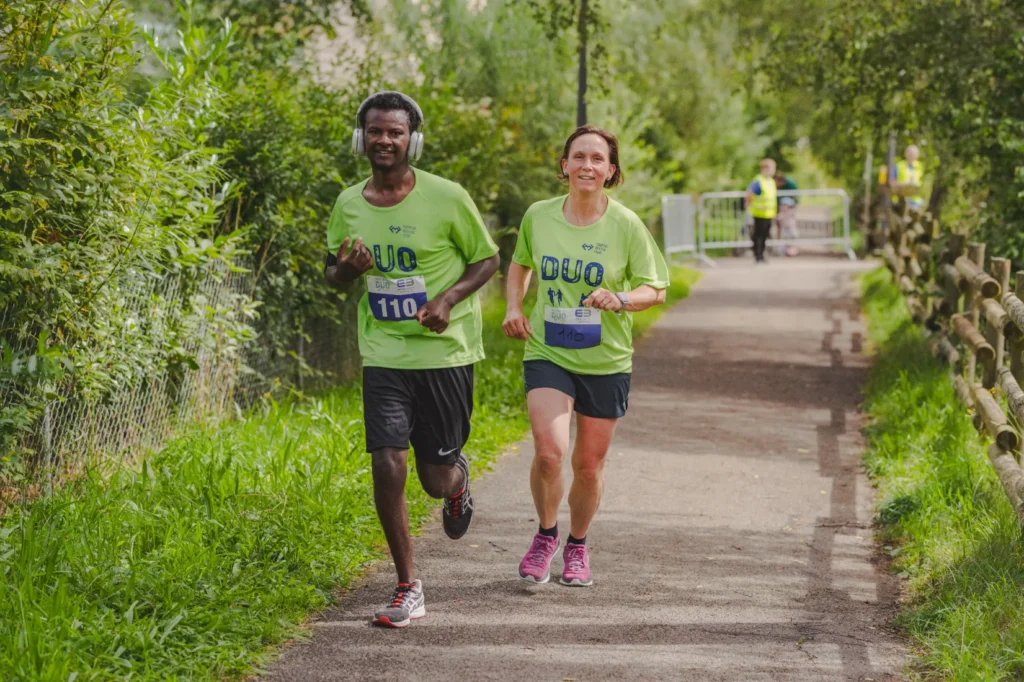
[523, 359, 630, 419]
[362, 365, 473, 465]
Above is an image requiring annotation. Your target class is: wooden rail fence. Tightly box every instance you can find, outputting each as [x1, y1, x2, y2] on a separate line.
[881, 206, 1024, 525]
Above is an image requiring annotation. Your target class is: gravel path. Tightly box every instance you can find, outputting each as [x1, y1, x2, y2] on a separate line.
[267, 256, 908, 682]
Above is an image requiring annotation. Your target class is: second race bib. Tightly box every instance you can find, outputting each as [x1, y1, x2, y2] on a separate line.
[367, 275, 428, 321]
[543, 307, 601, 349]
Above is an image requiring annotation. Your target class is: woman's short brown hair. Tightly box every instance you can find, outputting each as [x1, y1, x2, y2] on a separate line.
[558, 125, 624, 188]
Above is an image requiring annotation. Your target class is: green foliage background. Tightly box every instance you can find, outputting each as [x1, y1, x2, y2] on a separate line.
[1, 0, 798, 478]
[750, 0, 1024, 258]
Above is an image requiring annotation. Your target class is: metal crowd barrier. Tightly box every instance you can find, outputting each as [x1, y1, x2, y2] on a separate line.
[663, 188, 855, 266]
[662, 194, 715, 266]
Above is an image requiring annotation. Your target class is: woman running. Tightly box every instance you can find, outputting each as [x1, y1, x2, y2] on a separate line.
[502, 125, 670, 586]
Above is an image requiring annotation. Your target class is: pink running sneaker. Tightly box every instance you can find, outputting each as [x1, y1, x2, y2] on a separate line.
[518, 532, 560, 583]
[560, 542, 592, 586]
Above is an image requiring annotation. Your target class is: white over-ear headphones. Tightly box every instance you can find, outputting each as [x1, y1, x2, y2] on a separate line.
[351, 91, 425, 161]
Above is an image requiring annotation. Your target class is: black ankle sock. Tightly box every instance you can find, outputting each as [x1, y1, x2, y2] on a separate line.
[567, 534, 586, 546]
[538, 523, 558, 538]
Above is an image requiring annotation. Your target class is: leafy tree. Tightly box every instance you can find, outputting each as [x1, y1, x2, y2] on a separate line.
[381, 0, 573, 226]
[601, 0, 776, 192]
[518, 0, 608, 126]
[752, 0, 1024, 258]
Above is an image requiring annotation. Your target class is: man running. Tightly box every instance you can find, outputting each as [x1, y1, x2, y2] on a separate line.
[502, 125, 669, 587]
[325, 91, 500, 627]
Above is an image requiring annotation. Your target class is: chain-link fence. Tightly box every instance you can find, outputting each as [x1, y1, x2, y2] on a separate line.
[1, 263, 360, 480]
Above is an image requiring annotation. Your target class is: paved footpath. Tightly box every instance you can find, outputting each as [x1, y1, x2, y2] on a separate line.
[268, 257, 908, 682]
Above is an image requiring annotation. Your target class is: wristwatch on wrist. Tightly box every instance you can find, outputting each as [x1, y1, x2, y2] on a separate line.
[615, 292, 630, 311]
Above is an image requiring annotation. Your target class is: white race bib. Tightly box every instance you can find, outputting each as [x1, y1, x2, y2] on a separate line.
[543, 307, 602, 349]
[367, 275, 428, 321]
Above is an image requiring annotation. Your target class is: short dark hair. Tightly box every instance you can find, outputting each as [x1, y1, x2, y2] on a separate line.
[558, 125, 624, 188]
[357, 92, 422, 132]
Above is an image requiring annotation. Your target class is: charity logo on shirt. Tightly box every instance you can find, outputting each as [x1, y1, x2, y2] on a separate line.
[388, 224, 418, 237]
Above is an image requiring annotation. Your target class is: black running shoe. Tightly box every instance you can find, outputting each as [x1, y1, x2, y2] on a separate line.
[442, 452, 474, 539]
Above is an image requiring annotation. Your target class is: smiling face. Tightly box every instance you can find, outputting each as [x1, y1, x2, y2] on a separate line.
[364, 108, 412, 172]
[561, 133, 617, 194]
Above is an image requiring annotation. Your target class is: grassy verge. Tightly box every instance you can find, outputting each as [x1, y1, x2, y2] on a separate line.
[0, 268, 697, 682]
[861, 266, 1024, 680]
[0, 301, 526, 682]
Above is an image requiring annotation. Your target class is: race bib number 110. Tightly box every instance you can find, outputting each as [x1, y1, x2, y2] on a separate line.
[544, 307, 601, 349]
[367, 275, 428, 321]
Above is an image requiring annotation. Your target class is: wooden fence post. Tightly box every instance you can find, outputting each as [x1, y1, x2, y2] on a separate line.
[966, 243, 985, 381]
[978, 257, 1012, 388]
[939, 264, 964, 316]
[988, 444, 1024, 525]
[947, 234, 965, 263]
[1014, 272, 1024, 384]
[992, 258, 1012, 368]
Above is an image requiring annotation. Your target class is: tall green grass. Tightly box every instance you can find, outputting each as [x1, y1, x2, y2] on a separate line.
[861, 266, 1024, 680]
[0, 269, 697, 682]
[0, 302, 526, 681]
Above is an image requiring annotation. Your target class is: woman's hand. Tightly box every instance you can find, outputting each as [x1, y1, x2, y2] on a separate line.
[502, 308, 533, 340]
[582, 288, 623, 312]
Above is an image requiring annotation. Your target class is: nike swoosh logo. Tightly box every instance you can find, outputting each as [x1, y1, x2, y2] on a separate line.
[438, 447, 458, 457]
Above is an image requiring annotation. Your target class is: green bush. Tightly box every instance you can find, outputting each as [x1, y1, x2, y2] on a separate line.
[0, 1, 248, 475]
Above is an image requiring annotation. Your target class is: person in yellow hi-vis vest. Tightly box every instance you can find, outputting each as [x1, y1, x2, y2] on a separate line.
[883, 145, 925, 211]
[744, 158, 777, 263]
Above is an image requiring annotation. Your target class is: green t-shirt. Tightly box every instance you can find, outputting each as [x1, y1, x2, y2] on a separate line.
[326, 169, 499, 370]
[511, 195, 670, 375]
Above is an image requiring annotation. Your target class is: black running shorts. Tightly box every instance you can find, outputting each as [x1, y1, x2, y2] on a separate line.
[523, 359, 630, 419]
[362, 365, 473, 465]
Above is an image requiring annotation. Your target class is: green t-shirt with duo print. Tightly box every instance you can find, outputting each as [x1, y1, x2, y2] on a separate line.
[511, 195, 670, 375]
[326, 169, 499, 370]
